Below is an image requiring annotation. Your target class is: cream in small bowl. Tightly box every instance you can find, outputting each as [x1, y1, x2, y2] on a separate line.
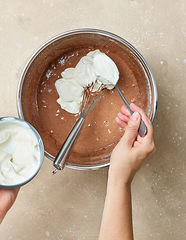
[0, 117, 44, 189]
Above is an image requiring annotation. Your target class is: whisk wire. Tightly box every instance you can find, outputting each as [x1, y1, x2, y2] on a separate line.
[80, 84, 106, 118]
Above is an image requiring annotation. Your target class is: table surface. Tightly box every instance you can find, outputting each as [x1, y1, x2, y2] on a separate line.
[1, 1, 186, 239]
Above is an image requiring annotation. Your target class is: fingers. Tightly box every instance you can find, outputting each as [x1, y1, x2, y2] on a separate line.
[130, 103, 153, 138]
[116, 112, 130, 129]
[122, 111, 142, 147]
[115, 106, 131, 129]
[129, 104, 155, 156]
[120, 105, 131, 117]
[115, 117, 127, 129]
[116, 103, 154, 141]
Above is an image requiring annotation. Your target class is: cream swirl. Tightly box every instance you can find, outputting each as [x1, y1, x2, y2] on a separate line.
[55, 50, 119, 114]
[0, 118, 41, 186]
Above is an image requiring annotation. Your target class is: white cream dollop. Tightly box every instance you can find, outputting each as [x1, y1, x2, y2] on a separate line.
[55, 49, 119, 114]
[0, 118, 41, 186]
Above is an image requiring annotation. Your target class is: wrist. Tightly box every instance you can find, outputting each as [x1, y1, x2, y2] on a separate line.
[107, 170, 132, 189]
[108, 164, 135, 186]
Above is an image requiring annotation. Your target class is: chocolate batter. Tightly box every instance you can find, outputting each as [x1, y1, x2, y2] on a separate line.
[20, 33, 153, 167]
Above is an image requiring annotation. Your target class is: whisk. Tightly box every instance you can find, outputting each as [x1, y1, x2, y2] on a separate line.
[53, 85, 105, 174]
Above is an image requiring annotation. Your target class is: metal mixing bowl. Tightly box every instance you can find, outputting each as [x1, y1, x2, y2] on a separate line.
[17, 29, 158, 170]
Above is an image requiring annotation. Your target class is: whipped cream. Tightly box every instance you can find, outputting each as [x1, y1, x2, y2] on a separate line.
[0, 118, 41, 186]
[55, 50, 119, 114]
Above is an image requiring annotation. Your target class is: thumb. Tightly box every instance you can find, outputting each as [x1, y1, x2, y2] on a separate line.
[123, 111, 141, 146]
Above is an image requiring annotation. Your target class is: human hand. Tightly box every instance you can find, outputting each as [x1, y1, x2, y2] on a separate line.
[109, 103, 155, 184]
[0, 188, 20, 224]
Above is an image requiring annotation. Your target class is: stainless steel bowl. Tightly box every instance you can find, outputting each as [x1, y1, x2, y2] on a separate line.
[17, 29, 158, 170]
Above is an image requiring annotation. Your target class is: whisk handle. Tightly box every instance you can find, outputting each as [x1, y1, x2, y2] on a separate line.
[53, 117, 85, 171]
[115, 83, 147, 137]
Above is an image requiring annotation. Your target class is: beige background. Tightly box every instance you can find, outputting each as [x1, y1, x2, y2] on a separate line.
[0, 0, 186, 239]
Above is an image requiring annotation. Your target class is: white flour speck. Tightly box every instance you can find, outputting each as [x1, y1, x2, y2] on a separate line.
[46, 69, 53, 79]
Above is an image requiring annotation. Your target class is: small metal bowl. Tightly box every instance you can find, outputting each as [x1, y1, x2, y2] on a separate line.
[17, 29, 158, 170]
[0, 117, 44, 189]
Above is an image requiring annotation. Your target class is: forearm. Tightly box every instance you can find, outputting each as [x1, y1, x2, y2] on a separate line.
[99, 176, 134, 240]
[98, 104, 155, 239]
[0, 188, 20, 224]
[0, 210, 6, 224]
